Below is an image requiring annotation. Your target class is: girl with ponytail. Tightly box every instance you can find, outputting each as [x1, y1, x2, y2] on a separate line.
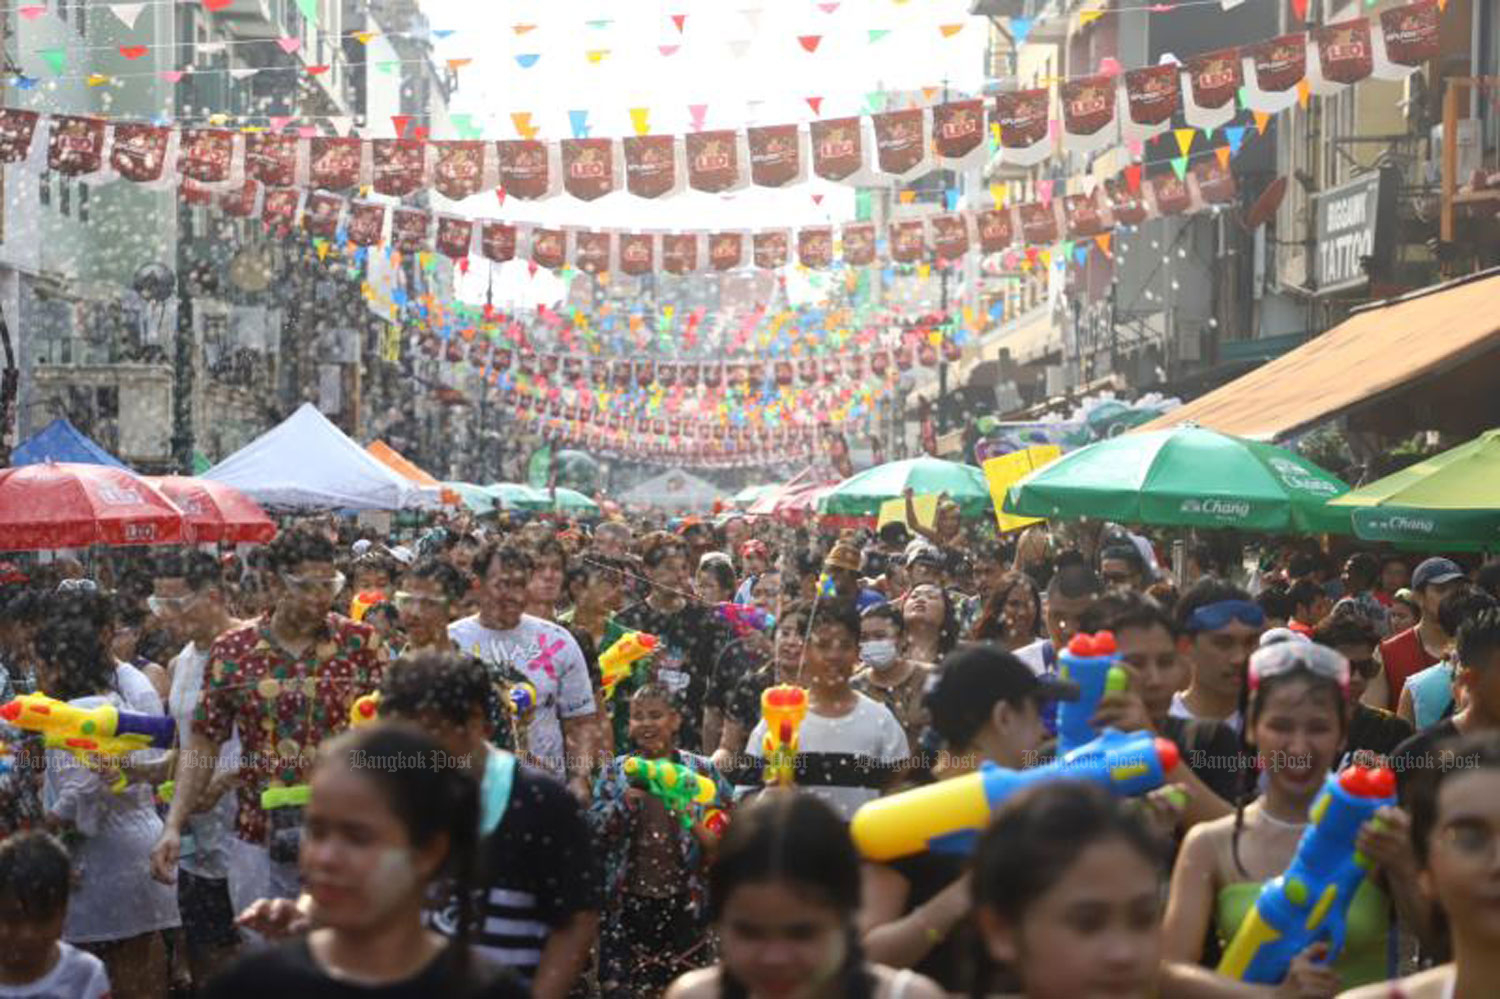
[667, 792, 944, 999]
[205, 724, 523, 998]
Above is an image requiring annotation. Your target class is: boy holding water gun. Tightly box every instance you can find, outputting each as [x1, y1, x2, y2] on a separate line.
[588, 683, 732, 999]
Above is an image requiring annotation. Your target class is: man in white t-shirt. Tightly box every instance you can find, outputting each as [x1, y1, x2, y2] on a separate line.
[744, 599, 908, 820]
[450, 542, 599, 800]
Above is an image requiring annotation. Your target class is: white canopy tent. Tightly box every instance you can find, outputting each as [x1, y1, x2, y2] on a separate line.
[203, 404, 437, 510]
[619, 470, 723, 514]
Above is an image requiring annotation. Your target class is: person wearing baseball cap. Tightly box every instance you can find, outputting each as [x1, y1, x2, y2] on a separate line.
[860, 645, 1077, 989]
[1376, 556, 1468, 709]
[824, 542, 885, 612]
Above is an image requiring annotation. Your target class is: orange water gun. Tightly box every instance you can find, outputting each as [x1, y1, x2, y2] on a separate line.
[760, 684, 809, 787]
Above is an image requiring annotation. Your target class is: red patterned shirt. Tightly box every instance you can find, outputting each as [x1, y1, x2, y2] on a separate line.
[194, 614, 386, 844]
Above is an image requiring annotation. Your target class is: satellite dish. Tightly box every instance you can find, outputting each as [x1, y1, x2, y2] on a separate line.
[227, 245, 275, 293]
[1241, 175, 1289, 231]
[131, 262, 175, 303]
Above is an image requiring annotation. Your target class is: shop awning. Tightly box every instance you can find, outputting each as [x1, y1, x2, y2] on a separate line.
[986, 309, 1060, 366]
[1137, 271, 1500, 441]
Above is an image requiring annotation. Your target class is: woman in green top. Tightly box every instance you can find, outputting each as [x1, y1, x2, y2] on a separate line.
[1163, 641, 1426, 994]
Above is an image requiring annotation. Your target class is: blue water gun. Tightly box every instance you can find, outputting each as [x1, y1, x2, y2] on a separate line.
[850, 728, 1180, 861]
[1055, 631, 1131, 755]
[1218, 765, 1398, 984]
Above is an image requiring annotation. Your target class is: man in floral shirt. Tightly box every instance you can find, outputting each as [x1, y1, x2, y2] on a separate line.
[150, 526, 386, 900]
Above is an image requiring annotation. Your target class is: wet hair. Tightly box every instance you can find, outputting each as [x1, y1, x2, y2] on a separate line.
[266, 525, 338, 575]
[903, 583, 961, 657]
[405, 557, 471, 603]
[968, 571, 1040, 644]
[1255, 585, 1295, 624]
[1046, 563, 1102, 603]
[639, 531, 689, 568]
[696, 555, 737, 597]
[1474, 560, 1500, 601]
[34, 591, 118, 700]
[1287, 578, 1325, 618]
[1104, 592, 1178, 640]
[378, 650, 498, 729]
[314, 724, 483, 988]
[1409, 730, 1500, 865]
[1343, 552, 1380, 590]
[970, 782, 1163, 999]
[1099, 544, 1146, 575]
[859, 602, 903, 633]
[630, 681, 682, 712]
[1439, 588, 1498, 644]
[1177, 578, 1254, 635]
[710, 793, 874, 999]
[1287, 552, 1319, 580]
[807, 598, 862, 642]
[0, 831, 73, 920]
[774, 600, 812, 637]
[1312, 613, 1379, 652]
[470, 542, 533, 583]
[523, 536, 567, 567]
[1457, 606, 1500, 671]
[152, 550, 224, 591]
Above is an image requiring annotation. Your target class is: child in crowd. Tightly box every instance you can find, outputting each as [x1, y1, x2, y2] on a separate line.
[0, 832, 112, 999]
[666, 793, 945, 999]
[589, 684, 733, 998]
[742, 600, 908, 820]
[205, 725, 526, 999]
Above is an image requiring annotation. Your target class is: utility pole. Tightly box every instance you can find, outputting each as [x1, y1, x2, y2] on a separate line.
[171, 265, 197, 474]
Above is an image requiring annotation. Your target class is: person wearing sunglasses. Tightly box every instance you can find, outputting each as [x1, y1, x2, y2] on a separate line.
[1313, 613, 1413, 770]
[1168, 579, 1266, 734]
[151, 526, 387, 912]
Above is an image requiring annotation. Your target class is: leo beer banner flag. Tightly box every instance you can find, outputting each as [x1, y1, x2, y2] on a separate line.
[663, 233, 699, 274]
[433, 141, 487, 200]
[480, 221, 517, 262]
[373, 139, 428, 196]
[1190, 159, 1237, 206]
[976, 207, 1014, 252]
[0, 109, 38, 164]
[709, 231, 745, 271]
[798, 227, 833, 268]
[748, 123, 805, 187]
[932, 99, 985, 161]
[246, 133, 298, 187]
[810, 116, 864, 181]
[1017, 202, 1059, 245]
[391, 208, 431, 253]
[561, 137, 617, 201]
[497, 139, 554, 199]
[1149, 171, 1193, 216]
[1307, 18, 1373, 94]
[872, 108, 927, 177]
[931, 214, 970, 260]
[436, 216, 475, 260]
[889, 220, 926, 263]
[1060, 75, 1119, 154]
[530, 227, 567, 269]
[1242, 33, 1308, 113]
[753, 230, 789, 269]
[993, 89, 1052, 166]
[1063, 193, 1107, 239]
[623, 134, 680, 197]
[1106, 178, 1149, 226]
[303, 191, 343, 238]
[842, 223, 876, 265]
[1183, 47, 1243, 129]
[686, 130, 743, 193]
[178, 128, 237, 187]
[572, 230, 611, 273]
[309, 136, 362, 190]
[219, 180, 260, 219]
[1373, 0, 1439, 79]
[110, 122, 170, 182]
[619, 233, 655, 274]
[48, 115, 105, 176]
[262, 187, 301, 233]
[1122, 64, 1180, 142]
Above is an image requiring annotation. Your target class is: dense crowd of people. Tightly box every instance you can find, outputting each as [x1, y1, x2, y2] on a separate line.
[3, 505, 1500, 998]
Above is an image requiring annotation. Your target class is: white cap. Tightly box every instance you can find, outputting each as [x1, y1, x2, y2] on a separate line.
[351, 539, 373, 557]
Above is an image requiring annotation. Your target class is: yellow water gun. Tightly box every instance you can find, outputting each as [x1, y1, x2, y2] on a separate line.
[600, 631, 659, 700]
[760, 684, 809, 787]
[1, 693, 175, 792]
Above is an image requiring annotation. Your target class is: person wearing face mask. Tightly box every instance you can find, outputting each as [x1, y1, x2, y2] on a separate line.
[851, 604, 930, 751]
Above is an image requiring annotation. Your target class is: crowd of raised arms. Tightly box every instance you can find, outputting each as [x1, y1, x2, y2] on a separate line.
[4, 505, 1500, 999]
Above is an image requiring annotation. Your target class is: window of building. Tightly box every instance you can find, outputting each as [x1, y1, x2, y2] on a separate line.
[59, 178, 70, 217]
[76, 0, 87, 37]
[39, 170, 50, 206]
[78, 182, 89, 222]
[95, 385, 118, 420]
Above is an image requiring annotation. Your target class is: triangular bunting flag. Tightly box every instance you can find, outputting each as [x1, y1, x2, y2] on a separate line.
[1074, 247, 1090, 266]
[1095, 233, 1112, 254]
[671, 13, 687, 32]
[160, 69, 184, 82]
[109, 3, 146, 29]
[392, 114, 411, 137]
[585, 19, 610, 29]
[294, 0, 318, 24]
[1079, 10, 1103, 25]
[1010, 18, 1034, 44]
[990, 183, 1007, 206]
[277, 36, 301, 53]
[1224, 125, 1247, 155]
[1124, 164, 1143, 192]
[201, 0, 231, 10]
[659, 45, 680, 56]
[812, 193, 824, 205]
[939, 24, 965, 37]
[586, 50, 610, 64]
[352, 31, 376, 45]
[269, 115, 294, 130]
[1173, 127, 1195, 157]
[87, 74, 111, 87]
[511, 112, 538, 139]
[1171, 156, 1188, 180]
[120, 45, 148, 60]
[1253, 110, 1271, 134]
[513, 24, 536, 35]
[688, 104, 708, 131]
[19, 5, 46, 19]
[817, 1, 840, 11]
[40, 48, 66, 75]
[629, 108, 651, 136]
[447, 59, 472, 72]
[306, 64, 330, 75]
[376, 61, 397, 75]
[516, 54, 540, 68]
[1297, 79, 1311, 109]
[1290, 0, 1309, 20]
[806, 96, 823, 115]
[868, 29, 890, 43]
[229, 67, 258, 80]
[922, 86, 939, 103]
[798, 35, 822, 53]
[1215, 145, 1232, 169]
[1037, 179, 1054, 206]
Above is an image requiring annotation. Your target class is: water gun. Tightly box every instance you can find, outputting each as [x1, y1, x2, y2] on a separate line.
[760, 684, 809, 787]
[817, 572, 837, 599]
[0, 740, 12, 776]
[718, 602, 776, 637]
[850, 728, 1180, 861]
[1218, 765, 1398, 984]
[261, 784, 311, 810]
[350, 590, 387, 622]
[350, 691, 381, 726]
[600, 631, 659, 700]
[1, 693, 175, 792]
[507, 680, 538, 717]
[622, 756, 719, 829]
[1055, 631, 1131, 756]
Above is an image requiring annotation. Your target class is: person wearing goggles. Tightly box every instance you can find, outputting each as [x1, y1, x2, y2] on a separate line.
[1169, 580, 1267, 734]
[392, 558, 470, 657]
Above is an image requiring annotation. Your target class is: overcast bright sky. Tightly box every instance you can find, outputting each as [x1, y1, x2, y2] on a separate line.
[418, 0, 986, 306]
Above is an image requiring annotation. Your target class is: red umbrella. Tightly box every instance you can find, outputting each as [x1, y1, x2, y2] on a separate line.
[0, 463, 185, 550]
[145, 476, 277, 545]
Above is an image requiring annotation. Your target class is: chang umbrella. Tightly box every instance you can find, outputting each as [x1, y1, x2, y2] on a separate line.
[548, 487, 601, 516]
[146, 476, 277, 545]
[445, 482, 501, 515]
[819, 457, 991, 519]
[0, 463, 186, 550]
[1003, 425, 1352, 533]
[1328, 428, 1500, 548]
[487, 483, 550, 511]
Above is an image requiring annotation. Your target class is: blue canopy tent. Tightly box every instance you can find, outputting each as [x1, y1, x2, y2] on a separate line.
[11, 419, 131, 470]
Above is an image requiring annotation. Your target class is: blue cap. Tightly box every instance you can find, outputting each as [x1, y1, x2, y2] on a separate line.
[1412, 557, 1465, 591]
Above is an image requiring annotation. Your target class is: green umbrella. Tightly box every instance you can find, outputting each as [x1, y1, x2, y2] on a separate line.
[444, 482, 499, 515]
[1003, 425, 1353, 533]
[732, 483, 778, 506]
[819, 457, 991, 519]
[1328, 429, 1500, 548]
[549, 487, 601, 516]
[487, 482, 549, 511]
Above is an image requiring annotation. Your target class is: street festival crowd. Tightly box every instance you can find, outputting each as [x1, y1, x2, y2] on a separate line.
[4, 498, 1500, 999]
